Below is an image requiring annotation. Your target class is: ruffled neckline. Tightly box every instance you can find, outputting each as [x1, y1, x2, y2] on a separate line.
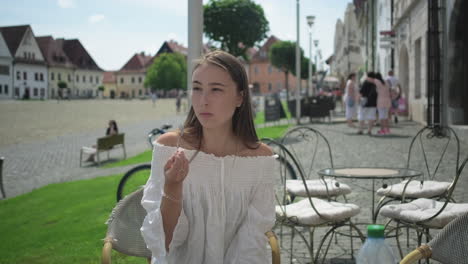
[154, 142, 277, 161]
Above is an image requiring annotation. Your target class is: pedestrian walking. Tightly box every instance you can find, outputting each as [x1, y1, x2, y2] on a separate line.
[357, 72, 378, 135]
[344, 73, 358, 128]
[374, 72, 392, 135]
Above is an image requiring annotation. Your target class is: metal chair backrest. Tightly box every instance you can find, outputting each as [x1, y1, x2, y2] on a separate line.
[406, 126, 460, 182]
[280, 126, 334, 180]
[97, 133, 125, 151]
[262, 138, 326, 220]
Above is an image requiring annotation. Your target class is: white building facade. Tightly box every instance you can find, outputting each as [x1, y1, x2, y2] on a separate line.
[0, 32, 13, 99]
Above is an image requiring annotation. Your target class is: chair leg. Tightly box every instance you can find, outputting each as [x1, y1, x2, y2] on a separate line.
[290, 226, 295, 264]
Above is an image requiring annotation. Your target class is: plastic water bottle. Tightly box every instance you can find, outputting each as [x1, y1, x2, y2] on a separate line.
[356, 225, 397, 264]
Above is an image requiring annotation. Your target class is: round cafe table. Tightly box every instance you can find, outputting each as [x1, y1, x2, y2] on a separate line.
[317, 167, 422, 223]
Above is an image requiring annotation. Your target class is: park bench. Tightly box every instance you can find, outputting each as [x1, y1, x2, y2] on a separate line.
[80, 134, 127, 166]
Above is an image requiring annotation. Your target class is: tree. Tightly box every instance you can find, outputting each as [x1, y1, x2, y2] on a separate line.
[57, 81, 67, 89]
[204, 0, 269, 59]
[98, 85, 105, 92]
[269, 41, 298, 102]
[144, 53, 187, 94]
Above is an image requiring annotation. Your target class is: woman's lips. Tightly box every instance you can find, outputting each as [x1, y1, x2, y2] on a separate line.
[199, 112, 213, 117]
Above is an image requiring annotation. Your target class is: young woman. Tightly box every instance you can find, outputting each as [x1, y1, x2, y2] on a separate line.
[374, 72, 392, 135]
[140, 50, 276, 264]
[85, 120, 119, 162]
[344, 73, 358, 127]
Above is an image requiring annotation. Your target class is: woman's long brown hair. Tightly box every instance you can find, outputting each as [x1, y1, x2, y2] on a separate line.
[183, 50, 259, 150]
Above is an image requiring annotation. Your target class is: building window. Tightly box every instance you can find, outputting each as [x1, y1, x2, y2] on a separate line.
[4, 85, 8, 94]
[76, 75, 79, 82]
[58, 73, 61, 81]
[415, 38, 422, 99]
[51, 72, 55, 80]
[268, 83, 272, 91]
[254, 66, 258, 74]
[33, 88, 38, 96]
[68, 74, 71, 82]
[120, 78, 124, 84]
[40, 73, 44, 81]
[0, 65, 9, 75]
[89, 76, 92, 82]
[40, 88, 45, 97]
[268, 66, 272, 74]
[32, 53, 35, 60]
[0, 84, 2, 94]
[83, 75, 86, 83]
[96, 76, 99, 84]
[138, 77, 142, 83]
[17, 71, 21, 80]
[139, 89, 142, 95]
[35, 73, 38, 81]
[131, 77, 135, 83]
[15, 87, 19, 97]
[23, 72, 27, 80]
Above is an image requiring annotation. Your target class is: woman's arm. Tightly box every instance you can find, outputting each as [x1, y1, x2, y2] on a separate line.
[157, 133, 189, 252]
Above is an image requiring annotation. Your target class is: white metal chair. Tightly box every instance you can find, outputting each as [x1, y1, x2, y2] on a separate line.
[264, 138, 363, 264]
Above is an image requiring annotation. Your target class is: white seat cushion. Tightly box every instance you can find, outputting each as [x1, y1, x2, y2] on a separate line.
[376, 180, 451, 199]
[286, 179, 352, 197]
[380, 198, 468, 228]
[276, 198, 360, 226]
[81, 146, 97, 154]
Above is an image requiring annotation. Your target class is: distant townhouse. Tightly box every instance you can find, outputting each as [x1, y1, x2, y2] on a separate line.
[102, 71, 117, 98]
[0, 31, 13, 99]
[61, 39, 103, 98]
[36, 36, 75, 99]
[114, 52, 152, 98]
[0, 25, 48, 99]
[249, 35, 303, 96]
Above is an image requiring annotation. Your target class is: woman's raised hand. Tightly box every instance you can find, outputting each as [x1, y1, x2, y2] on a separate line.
[164, 150, 189, 186]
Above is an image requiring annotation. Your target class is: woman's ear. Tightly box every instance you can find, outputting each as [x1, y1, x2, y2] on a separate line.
[236, 91, 244, 107]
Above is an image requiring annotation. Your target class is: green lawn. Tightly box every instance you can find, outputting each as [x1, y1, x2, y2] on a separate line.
[0, 174, 147, 264]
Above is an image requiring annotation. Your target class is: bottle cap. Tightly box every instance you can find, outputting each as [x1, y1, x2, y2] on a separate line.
[367, 224, 385, 238]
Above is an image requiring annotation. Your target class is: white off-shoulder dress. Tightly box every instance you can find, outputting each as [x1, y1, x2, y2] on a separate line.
[140, 143, 276, 264]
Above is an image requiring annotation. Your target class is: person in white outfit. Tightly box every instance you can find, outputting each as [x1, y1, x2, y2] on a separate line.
[344, 73, 359, 127]
[140, 50, 275, 264]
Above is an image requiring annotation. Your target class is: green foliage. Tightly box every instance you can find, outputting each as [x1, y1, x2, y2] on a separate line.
[144, 53, 187, 92]
[257, 124, 291, 139]
[57, 81, 67, 89]
[204, 0, 269, 59]
[97, 86, 105, 92]
[269, 41, 297, 73]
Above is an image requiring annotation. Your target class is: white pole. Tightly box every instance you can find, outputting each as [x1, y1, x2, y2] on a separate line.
[295, 0, 301, 125]
[187, 0, 203, 108]
[308, 30, 312, 96]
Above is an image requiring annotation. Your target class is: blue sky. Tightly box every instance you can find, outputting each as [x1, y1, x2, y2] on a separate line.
[1, 0, 350, 71]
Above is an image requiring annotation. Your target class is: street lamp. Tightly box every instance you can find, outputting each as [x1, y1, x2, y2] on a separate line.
[314, 39, 319, 93]
[307, 15, 315, 96]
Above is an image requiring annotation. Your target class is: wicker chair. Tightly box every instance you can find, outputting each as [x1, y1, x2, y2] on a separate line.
[263, 138, 363, 264]
[101, 188, 281, 264]
[400, 211, 468, 264]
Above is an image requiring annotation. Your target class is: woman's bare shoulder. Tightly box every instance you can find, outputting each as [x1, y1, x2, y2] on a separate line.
[156, 131, 179, 147]
[240, 142, 274, 157]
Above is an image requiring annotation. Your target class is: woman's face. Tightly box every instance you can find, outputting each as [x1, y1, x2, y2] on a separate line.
[191, 63, 243, 130]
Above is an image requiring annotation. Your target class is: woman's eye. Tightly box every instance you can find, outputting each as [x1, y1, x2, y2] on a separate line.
[213, 88, 223, 92]
[193, 87, 202, 91]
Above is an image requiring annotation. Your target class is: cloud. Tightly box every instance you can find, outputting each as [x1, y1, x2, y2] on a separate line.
[88, 14, 105, 24]
[57, 0, 75, 8]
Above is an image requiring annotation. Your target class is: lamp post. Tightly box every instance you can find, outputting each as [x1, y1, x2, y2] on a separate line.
[295, 0, 301, 125]
[306, 15, 315, 96]
[314, 39, 319, 94]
